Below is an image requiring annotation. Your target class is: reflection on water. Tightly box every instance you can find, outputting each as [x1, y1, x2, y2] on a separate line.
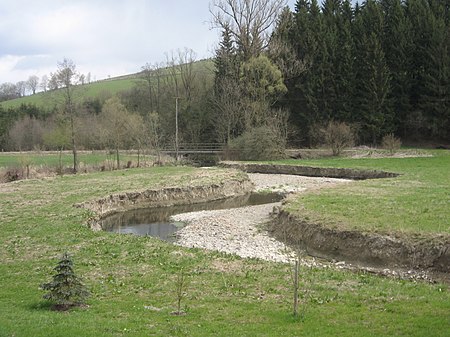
[101, 192, 283, 241]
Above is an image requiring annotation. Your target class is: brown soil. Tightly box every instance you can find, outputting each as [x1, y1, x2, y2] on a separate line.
[220, 162, 399, 180]
[269, 209, 450, 276]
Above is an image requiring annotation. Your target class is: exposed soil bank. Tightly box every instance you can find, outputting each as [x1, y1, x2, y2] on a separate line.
[76, 178, 254, 229]
[220, 162, 399, 180]
[269, 209, 450, 274]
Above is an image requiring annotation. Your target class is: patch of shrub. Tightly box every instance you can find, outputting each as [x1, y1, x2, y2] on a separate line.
[1, 167, 22, 182]
[381, 133, 402, 154]
[229, 125, 286, 160]
[323, 121, 355, 156]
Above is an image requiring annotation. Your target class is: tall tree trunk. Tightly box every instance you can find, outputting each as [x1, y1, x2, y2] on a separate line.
[70, 116, 78, 173]
[59, 147, 63, 174]
[116, 146, 120, 169]
[137, 141, 141, 168]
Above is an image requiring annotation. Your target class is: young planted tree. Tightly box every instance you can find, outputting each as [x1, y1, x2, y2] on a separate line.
[171, 268, 189, 316]
[40, 252, 89, 311]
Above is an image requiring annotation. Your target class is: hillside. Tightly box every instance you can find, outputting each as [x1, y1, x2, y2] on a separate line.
[0, 59, 214, 110]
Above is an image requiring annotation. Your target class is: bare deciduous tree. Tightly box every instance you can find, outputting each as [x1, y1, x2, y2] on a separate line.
[8, 116, 45, 151]
[213, 76, 243, 143]
[0, 82, 18, 101]
[27, 75, 39, 95]
[165, 51, 181, 97]
[16, 81, 27, 97]
[210, 0, 286, 60]
[55, 58, 80, 172]
[48, 72, 59, 91]
[136, 62, 166, 115]
[40, 75, 48, 92]
[100, 96, 139, 169]
[177, 48, 197, 102]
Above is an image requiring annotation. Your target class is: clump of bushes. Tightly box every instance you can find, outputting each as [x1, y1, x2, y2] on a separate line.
[1, 167, 22, 183]
[309, 121, 355, 156]
[323, 121, 355, 156]
[229, 125, 286, 160]
[381, 133, 402, 154]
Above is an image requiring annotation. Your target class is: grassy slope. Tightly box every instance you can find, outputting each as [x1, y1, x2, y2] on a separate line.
[270, 150, 450, 235]
[0, 78, 142, 110]
[0, 59, 215, 110]
[0, 166, 449, 336]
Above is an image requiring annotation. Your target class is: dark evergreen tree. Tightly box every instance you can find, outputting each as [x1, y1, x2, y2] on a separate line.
[214, 23, 239, 94]
[418, 11, 450, 139]
[334, 0, 355, 122]
[295, 0, 328, 137]
[353, 1, 392, 143]
[213, 24, 243, 142]
[40, 252, 89, 310]
[406, 0, 449, 139]
[381, 0, 412, 136]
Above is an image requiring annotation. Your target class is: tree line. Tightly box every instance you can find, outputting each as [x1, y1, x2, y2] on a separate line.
[0, 72, 92, 102]
[1, 0, 448, 164]
[273, 0, 449, 144]
[0, 52, 215, 171]
[210, 0, 448, 153]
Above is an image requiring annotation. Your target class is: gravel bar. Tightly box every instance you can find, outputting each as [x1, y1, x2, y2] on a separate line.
[172, 173, 351, 264]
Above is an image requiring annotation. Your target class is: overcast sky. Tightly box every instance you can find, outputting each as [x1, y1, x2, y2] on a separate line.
[0, 0, 298, 84]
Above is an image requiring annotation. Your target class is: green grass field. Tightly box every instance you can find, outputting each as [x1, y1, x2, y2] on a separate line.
[0, 151, 148, 168]
[0, 160, 449, 336]
[269, 150, 450, 235]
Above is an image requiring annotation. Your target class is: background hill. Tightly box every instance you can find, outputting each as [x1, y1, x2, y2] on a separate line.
[0, 59, 214, 110]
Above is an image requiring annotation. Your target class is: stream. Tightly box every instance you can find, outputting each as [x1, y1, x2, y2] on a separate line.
[100, 192, 283, 241]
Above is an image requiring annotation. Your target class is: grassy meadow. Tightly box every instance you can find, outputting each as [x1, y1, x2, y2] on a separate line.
[0, 78, 142, 110]
[271, 150, 450, 235]
[0, 151, 150, 169]
[0, 59, 214, 110]
[0, 154, 449, 336]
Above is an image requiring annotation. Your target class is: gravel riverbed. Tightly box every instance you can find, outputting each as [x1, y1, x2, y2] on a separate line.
[172, 173, 351, 265]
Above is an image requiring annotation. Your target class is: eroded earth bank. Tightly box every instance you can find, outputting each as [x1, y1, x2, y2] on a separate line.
[82, 166, 449, 281]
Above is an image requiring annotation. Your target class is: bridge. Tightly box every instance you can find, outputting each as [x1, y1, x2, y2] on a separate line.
[161, 143, 227, 156]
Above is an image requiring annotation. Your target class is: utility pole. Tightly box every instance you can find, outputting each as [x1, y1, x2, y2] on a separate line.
[175, 97, 179, 161]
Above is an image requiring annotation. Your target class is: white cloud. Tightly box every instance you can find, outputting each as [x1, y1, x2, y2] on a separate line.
[0, 0, 296, 83]
[0, 55, 26, 83]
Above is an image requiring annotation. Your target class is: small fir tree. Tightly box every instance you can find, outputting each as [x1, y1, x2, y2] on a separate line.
[40, 252, 89, 310]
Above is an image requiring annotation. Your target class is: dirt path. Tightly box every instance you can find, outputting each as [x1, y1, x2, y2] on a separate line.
[172, 174, 351, 264]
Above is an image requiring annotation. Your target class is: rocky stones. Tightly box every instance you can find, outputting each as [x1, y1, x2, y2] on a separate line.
[171, 173, 351, 265]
